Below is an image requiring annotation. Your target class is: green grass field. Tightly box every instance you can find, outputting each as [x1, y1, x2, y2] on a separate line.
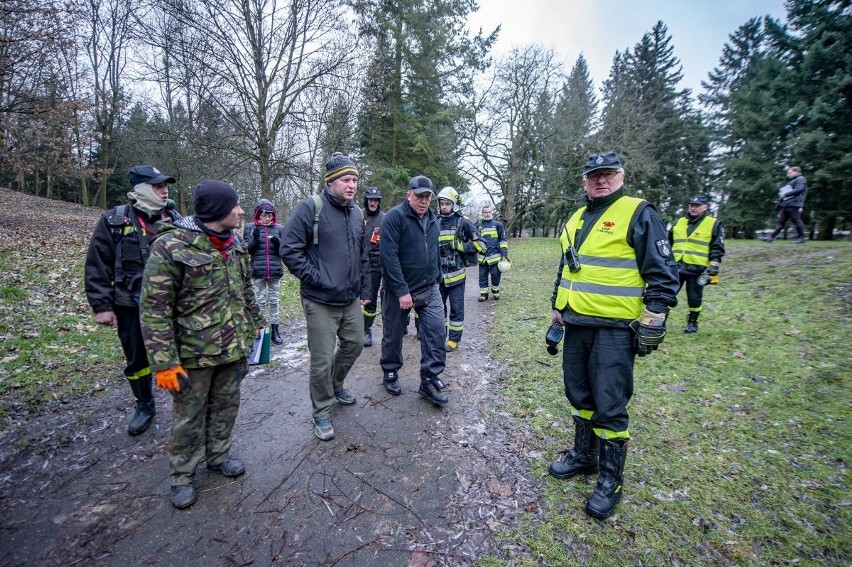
[482, 238, 851, 566]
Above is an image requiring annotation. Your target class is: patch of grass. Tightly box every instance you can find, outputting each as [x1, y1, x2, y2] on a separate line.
[485, 238, 851, 566]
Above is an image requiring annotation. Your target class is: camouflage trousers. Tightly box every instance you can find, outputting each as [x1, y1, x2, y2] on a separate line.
[254, 277, 282, 325]
[168, 359, 248, 486]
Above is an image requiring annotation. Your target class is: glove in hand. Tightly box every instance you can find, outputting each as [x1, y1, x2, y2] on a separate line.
[706, 261, 720, 276]
[455, 240, 466, 252]
[630, 307, 666, 357]
[156, 365, 189, 392]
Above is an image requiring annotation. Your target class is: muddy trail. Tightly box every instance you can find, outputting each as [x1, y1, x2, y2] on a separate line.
[0, 265, 541, 566]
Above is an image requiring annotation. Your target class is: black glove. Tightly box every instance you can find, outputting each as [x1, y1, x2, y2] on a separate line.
[706, 261, 720, 276]
[630, 308, 667, 357]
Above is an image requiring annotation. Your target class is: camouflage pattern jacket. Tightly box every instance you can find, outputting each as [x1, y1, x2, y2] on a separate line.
[140, 216, 265, 371]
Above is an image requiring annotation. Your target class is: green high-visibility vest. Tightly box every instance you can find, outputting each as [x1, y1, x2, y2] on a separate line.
[671, 215, 716, 268]
[555, 196, 646, 320]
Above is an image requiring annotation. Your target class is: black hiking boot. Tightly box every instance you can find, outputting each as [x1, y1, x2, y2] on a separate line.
[127, 375, 155, 436]
[548, 416, 599, 479]
[271, 324, 283, 345]
[364, 328, 373, 347]
[419, 377, 448, 406]
[383, 370, 401, 396]
[170, 484, 197, 509]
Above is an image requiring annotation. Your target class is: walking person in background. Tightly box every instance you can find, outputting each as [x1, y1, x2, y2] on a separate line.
[476, 205, 509, 301]
[245, 199, 286, 345]
[761, 166, 808, 243]
[669, 195, 725, 333]
[85, 164, 180, 436]
[362, 186, 385, 348]
[547, 151, 679, 520]
[140, 180, 264, 509]
[378, 175, 449, 407]
[281, 153, 370, 441]
[436, 186, 485, 352]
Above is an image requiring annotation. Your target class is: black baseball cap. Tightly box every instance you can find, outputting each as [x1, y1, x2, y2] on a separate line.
[129, 165, 176, 186]
[407, 175, 434, 195]
[689, 195, 709, 205]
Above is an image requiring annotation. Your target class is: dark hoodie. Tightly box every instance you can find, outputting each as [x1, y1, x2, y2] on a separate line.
[243, 199, 286, 280]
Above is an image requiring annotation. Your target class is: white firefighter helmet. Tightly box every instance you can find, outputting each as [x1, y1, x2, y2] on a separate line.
[437, 186, 460, 209]
[498, 258, 512, 272]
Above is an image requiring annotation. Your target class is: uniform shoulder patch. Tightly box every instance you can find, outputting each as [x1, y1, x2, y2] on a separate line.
[656, 239, 671, 258]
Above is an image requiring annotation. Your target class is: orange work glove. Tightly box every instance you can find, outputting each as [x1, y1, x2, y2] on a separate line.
[155, 365, 188, 392]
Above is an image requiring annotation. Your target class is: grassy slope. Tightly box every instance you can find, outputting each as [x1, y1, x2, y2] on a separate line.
[0, 189, 303, 412]
[482, 237, 851, 566]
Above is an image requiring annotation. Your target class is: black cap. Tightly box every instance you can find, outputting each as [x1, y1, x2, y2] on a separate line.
[583, 152, 623, 174]
[193, 180, 239, 222]
[407, 175, 434, 194]
[689, 195, 709, 205]
[129, 165, 176, 186]
[365, 186, 382, 200]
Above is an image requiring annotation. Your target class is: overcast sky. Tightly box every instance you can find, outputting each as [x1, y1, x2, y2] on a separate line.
[467, 0, 787, 96]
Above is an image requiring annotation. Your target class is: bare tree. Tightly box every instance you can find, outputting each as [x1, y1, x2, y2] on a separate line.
[155, 0, 358, 200]
[462, 46, 563, 232]
[84, 0, 134, 209]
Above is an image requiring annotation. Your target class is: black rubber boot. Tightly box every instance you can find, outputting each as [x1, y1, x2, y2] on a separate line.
[548, 416, 599, 479]
[364, 328, 373, 347]
[684, 311, 699, 333]
[418, 377, 448, 406]
[271, 324, 283, 345]
[127, 375, 155, 436]
[585, 438, 628, 520]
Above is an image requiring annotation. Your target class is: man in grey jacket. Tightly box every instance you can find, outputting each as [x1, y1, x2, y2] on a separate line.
[281, 153, 370, 441]
[762, 166, 808, 243]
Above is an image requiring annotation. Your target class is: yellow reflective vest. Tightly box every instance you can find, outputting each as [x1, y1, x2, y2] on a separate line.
[671, 215, 716, 268]
[554, 196, 646, 320]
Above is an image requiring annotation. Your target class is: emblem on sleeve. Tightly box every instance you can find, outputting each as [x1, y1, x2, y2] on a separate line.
[656, 239, 671, 257]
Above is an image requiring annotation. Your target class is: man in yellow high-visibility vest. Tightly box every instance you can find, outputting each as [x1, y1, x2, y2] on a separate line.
[669, 195, 726, 333]
[547, 151, 679, 520]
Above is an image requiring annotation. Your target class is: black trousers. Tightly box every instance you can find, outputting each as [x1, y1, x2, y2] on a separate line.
[363, 270, 383, 330]
[440, 281, 466, 342]
[380, 284, 446, 380]
[115, 304, 150, 377]
[677, 273, 704, 311]
[561, 324, 635, 435]
[770, 206, 805, 239]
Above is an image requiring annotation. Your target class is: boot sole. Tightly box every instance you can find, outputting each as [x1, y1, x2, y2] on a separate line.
[585, 501, 618, 520]
[548, 465, 599, 479]
[418, 390, 448, 406]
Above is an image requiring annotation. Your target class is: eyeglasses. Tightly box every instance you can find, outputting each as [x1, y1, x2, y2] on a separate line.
[584, 169, 620, 180]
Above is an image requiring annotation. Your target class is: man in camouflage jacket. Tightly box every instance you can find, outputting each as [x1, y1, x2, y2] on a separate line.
[140, 180, 265, 510]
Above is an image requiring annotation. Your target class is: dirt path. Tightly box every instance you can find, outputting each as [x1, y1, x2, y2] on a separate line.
[0, 272, 541, 566]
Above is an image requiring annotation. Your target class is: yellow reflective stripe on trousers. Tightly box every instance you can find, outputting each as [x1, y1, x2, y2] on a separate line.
[127, 367, 151, 380]
[594, 427, 630, 440]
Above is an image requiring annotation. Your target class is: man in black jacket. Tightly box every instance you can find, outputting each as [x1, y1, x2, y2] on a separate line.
[281, 153, 370, 441]
[85, 164, 180, 436]
[361, 186, 384, 347]
[378, 175, 448, 406]
[244, 199, 286, 344]
[762, 166, 808, 243]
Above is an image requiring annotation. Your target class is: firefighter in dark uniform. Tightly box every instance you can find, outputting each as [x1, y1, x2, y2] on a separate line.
[85, 165, 181, 436]
[668, 195, 725, 333]
[436, 187, 486, 352]
[476, 205, 509, 301]
[547, 151, 679, 520]
[362, 186, 385, 347]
